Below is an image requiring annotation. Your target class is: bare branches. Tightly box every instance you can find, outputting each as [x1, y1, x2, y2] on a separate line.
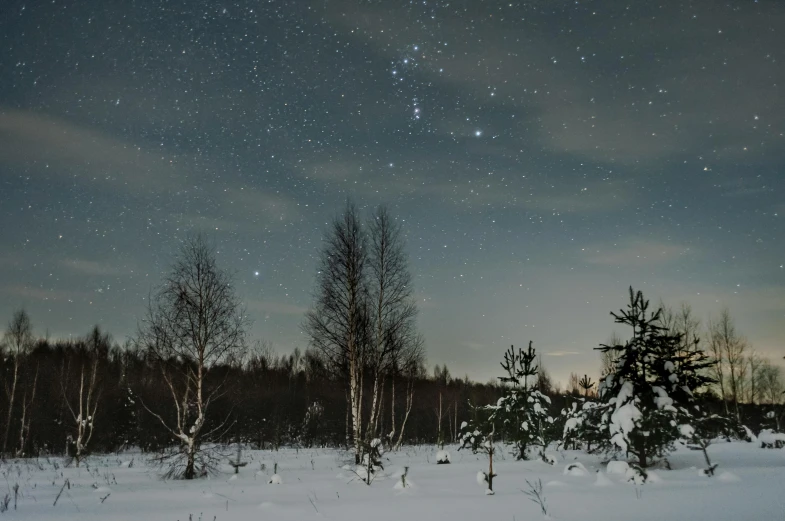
[136, 234, 248, 479]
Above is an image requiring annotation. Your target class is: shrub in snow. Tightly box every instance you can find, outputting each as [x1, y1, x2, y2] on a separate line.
[357, 438, 385, 485]
[625, 464, 647, 485]
[680, 411, 730, 476]
[758, 429, 785, 449]
[564, 462, 589, 476]
[459, 415, 497, 495]
[522, 478, 548, 516]
[561, 398, 604, 453]
[591, 288, 714, 468]
[435, 450, 451, 464]
[394, 466, 413, 489]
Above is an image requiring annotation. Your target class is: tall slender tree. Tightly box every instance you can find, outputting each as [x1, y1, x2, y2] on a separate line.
[304, 201, 369, 463]
[2, 309, 34, 456]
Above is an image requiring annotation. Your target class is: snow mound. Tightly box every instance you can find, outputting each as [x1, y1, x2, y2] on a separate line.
[436, 450, 451, 464]
[564, 462, 589, 476]
[758, 429, 785, 447]
[717, 471, 741, 483]
[606, 460, 629, 475]
[594, 471, 613, 487]
[268, 474, 283, 484]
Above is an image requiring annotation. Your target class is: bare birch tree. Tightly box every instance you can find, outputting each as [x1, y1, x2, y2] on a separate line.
[61, 326, 107, 466]
[137, 235, 248, 479]
[304, 202, 369, 464]
[365, 205, 419, 443]
[2, 309, 34, 456]
[708, 308, 747, 420]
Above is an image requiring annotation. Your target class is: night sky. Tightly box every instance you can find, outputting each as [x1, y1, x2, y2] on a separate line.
[1, 0, 783, 385]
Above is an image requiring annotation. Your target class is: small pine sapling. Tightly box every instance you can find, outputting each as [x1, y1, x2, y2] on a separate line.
[495, 342, 554, 460]
[459, 415, 497, 495]
[680, 410, 730, 476]
[579, 374, 595, 397]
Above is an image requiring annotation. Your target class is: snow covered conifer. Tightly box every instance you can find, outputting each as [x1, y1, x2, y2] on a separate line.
[594, 287, 714, 468]
[493, 342, 554, 460]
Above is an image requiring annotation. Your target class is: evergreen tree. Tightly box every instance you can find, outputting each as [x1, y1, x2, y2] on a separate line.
[593, 287, 714, 467]
[492, 343, 554, 460]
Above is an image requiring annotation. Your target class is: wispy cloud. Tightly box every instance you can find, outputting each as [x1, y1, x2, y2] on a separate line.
[585, 240, 695, 267]
[5, 284, 92, 303]
[61, 259, 135, 277]
[544, 350, 581, 357]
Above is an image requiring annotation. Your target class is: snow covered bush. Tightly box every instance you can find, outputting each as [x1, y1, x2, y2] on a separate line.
[561, 398, 604, 452]
[459, 413, 497, 494]
[591, 288, 714, 468]
[435, 449, 451, 464]
[680, 410, 730, 476]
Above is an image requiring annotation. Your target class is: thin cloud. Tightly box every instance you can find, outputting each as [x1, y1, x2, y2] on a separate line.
[586, 240, 695, 267]
[544, 350, 581, 357]
[61, 259, 135, 277]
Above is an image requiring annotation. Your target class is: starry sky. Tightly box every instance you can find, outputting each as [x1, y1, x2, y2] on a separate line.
[1, 0, 783, 385]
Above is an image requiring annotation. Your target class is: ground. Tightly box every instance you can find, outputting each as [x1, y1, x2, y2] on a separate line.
[2, 442, 784, 520]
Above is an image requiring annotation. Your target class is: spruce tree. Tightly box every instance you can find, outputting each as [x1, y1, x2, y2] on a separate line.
[594, 287, 714, 467]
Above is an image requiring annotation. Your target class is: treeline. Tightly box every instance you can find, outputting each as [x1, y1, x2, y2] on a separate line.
[0, 318, 504, 459]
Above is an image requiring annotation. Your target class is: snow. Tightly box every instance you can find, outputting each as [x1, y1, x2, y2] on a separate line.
[606, 460, 630, 475]
[594, 471, 613, 487]
[436, 449, 451, 464]
[679, 424, 695, 438]
[563, 462, 589, 477]
[758, 429, 785, 447]
[6, 442, 785, 521]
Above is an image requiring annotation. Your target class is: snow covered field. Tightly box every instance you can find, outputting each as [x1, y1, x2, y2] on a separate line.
[3, 442, 784, 521]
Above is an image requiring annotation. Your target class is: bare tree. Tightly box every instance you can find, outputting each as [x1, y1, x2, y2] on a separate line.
[391, 333, 424, 450]
[759, 360, 784, 406]
[600, 332, 622, 378]
[747, 350, 763, 405]
[2, 309, 34, 456]
[137, 235, 248, 479]
[15, 363, 38, 457]
[365, 205, 418, 442]
[566, 372, 581, 396]
[708, 308, 747, 420]
[660, 301, 702, 371]
[62, 326, 107, 466]
[304, 201, 369, 463]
